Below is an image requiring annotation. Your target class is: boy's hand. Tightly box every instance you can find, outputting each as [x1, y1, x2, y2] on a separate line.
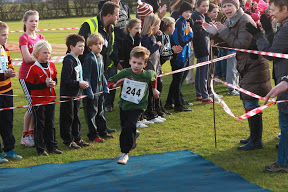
[4, 68, 17, 78]
[115, 78, 125, 88]
[172, 45, 182, 54]
[46, 80, 56, 88]
[79, 81, 89, 89]
[152, 88, 160, 99]
[117, 63, 123, 71]
[156, 41, 162, 47]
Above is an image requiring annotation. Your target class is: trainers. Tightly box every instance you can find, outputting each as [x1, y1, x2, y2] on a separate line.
[265, 163, 288, 172]
[102, 134, 114, 139]
[277, 133, 281, 140]
[132, 130, 140, 150]
[65, 141, 81, 149]
[149, 117, 164, 123]
[38, 150, 49, 156]
[105, 106, 113, 112]
[75, 139, 91, 147]
[157, 116, 166, 121]
[164, 103, 174, 110]
[142, 119, 154, 125]
[174, 106, 192, 112]
[228, 90, 240, 96]
[4, 150, 23, 159]
[20, 134, 35, 147]
[48, 148, 63, 154]
[93, 137, 104, 143]
[202, 98, 216, 104]
[0, 154, 8, 163]
[196, 97, 202, 101]
[136, 121, 148, 128]
[107, 127, 116, 133]
[117, 153, 129, 165]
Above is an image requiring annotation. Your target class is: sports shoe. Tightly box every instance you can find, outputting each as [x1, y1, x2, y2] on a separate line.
[202, 98, 216, 104]
[107, 127, 116, 133]
[157, 116, 166, 121]
[117, 153, 129, 165]
[164, 103, 174, 110]
[4, 150, 23, 159]
[21, 134, 35, 147]
[101, 134, 114, 139]
[65, 141, 81, 149]
[265, 163, 288, 172]
[0, 154, 8, 163]
[132, 130, 140, 150]
[38, 150, 49, 156]
[174, 106, 192, 112]
[228, 90, 240, 96]
[277, 133, 281, 140]
[105, 106, 113, 112]
[149, 117, 164, 123]
[196, 97, 202, 101]
[75, 139, 91, 147]
[93, 137, 104, 143]
[136, 121, 148, 128]
[141, 119, 154, 125]
[48, 148, 63, 154]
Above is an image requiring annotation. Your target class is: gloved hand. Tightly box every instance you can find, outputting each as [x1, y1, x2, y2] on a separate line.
[245, 22, 261, 36]
[134, 32, 141, 46]
[260, 14, 272, 32]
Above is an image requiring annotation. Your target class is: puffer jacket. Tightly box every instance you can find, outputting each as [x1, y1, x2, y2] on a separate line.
[215, 8, 271, 100]
[255, 17, 288, 114]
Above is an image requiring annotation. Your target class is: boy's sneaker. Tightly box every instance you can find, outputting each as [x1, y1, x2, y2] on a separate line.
[174, 106, 192, 112]
[21, 134, 35, 147]
[202, 98, 216, 104]
[117, 153, 129, 165]
[277, 133, 281, 140]
[196, 97, 203, 101]
[149, 117, 163, 123]
[65, 141, 81, 149]
[48, 148, 63, 154]
[0, 154, 8, 163]
[265, 163, 288, 172]
[142, 119, 154, 125]
[157, 116, 166, 121]
[105, 106, 113, 112]
[107, 127, 116, 133]
[102, 134, 114, 139]
[136, 121, 148, 128]
[4, 150, 23, 159]
[38, 150, 49, 156]
[93, 137, 104, 143]
[132, 130, 140, 150]
[228, 90, 240, 96]
[164, 103, 174, 110]
[75, 139, 91, 147]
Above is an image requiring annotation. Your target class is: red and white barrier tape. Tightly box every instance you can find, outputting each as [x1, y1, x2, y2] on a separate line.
[214, 46, 288, 59]
[158, 53, 236, 78]
[9, 27, 80, 33]
[12, 56, 65, 61]
[13, 58, 64, 66]
[210, 77, 288, 120]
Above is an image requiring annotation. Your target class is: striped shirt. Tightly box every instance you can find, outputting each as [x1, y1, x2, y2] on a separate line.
[0, 46, 13, 94]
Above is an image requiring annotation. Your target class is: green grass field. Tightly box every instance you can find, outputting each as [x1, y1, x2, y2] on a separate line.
[1, 16, 286, 191]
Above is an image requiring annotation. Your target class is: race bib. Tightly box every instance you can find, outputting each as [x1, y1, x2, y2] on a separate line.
[0, 56, 8, 73]
[121, 78, 147, 104]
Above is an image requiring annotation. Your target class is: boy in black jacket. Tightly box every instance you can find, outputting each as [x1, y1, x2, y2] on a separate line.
[60, 34, 91, 149]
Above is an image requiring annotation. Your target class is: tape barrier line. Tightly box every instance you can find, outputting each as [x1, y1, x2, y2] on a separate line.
[214, 46, 288, 59]
[13, 58, 64, 66]
[12, 56, 65, 61]
[9, 27, 80, 33]
[210, 77, 288, 120]
[158, 53, 236, 78]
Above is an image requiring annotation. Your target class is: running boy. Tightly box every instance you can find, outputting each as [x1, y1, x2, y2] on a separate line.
[60, 34, 91, 149]
[25, 40, 63, 156]
[108, 46, 160, 165]
[82, 33, 114, 143]
[0, 21, 23, 163]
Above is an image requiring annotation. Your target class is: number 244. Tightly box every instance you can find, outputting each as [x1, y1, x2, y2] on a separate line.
[126, 87, 141, 97]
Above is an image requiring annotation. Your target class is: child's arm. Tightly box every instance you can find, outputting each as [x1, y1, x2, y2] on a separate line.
[82, 56, 94, 99]
[141, 35, 161, 55]
[108, 78, 125, 89]
[150, 75, 159, 99]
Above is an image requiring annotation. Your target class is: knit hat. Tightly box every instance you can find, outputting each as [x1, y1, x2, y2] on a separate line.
[137, 0, 153, 19]
[179, 1, 193, 15]
[221, 0, 240, 9]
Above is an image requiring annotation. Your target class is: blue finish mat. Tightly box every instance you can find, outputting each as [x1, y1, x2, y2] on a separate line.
[0, 150, 272, 192]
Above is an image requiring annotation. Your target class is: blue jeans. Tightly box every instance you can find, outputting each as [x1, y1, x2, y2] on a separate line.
[226, 50, 239, 91]
[195, 56, 209, 99]
[276, 111, 288, 166]
[215, 49, 227, 77]
[104, 65, 117, 108]
[242, 99, 260, 109]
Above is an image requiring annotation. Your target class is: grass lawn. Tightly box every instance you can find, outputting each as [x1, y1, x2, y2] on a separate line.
[1, 16, 286, 192]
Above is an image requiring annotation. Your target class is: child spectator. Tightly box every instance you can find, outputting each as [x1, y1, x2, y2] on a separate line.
[19, 10, 45, 147]
[141, 13, 166, 122]
[60, 34, 91, 149]
[108, 46, 160, 165]
[165, 1, 193, 112]
[25, 40, 63, 156]
[82, 33, 114, 143]
[0, 21, 23, 163]
[119, 18, 142, 69]
[191, 0, 213, 104]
